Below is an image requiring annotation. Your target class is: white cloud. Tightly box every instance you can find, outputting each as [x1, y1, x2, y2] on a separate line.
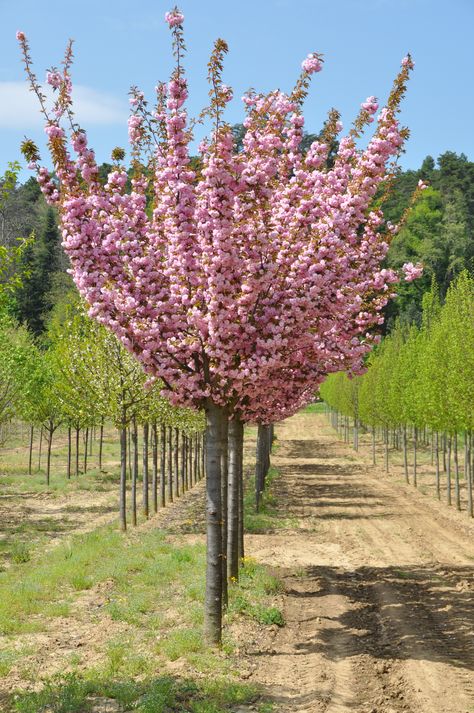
[0, 81, 128, 129]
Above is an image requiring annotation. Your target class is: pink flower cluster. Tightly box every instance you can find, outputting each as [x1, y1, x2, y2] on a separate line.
[301, 53, 323, 74]
[361, 96, 378, 122]
[402, 262, 424, 282]
[46, 70, 62, 89]
[165, 9, 184, 27]
[127, 114, 143, 144]
[19, 12, 417, 424]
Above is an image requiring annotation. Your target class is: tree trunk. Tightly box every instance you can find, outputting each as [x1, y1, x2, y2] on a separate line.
[221, 417, 229, 609]
[83, 427, 88, 474]
[28, 425, 34, 475]
[75, 427, 80, 476]
[67, 426, 71, 479]
[403, 425, 409, 484]
[188, 431, 194, 487]
[203, 401, 226, 645]
[435, 431, 440, 500]
[142, 422, 149, 518]
[38, 426, 43, 471]
[131, 418, 138, 526]
[372, 425, 376, 465]
[447, 436, 452, 505]
[228, 418, 243, 584]
[181, 433, 186, 493]
[255, 424, 271, 510]
[174, 427, 180, 498]
[195, 435, 200, 481]
[238, 435, 245, 565]
[465, 431, 472, 518]
[45, 422, 53, 486]
[194, 433, 199, 484]
[119, 423, 127, 531]
[413, 426, 417, 487]
[99, 420, 104, 471]
[160, 424, 166, 507]
[167, 426, 173, 503]
[454, 432, 460, 511]
[152, 422, 158, 514]
[384, 427, 389, 473]
[443, 432, 447, 472]
[202, 432, 205, 480]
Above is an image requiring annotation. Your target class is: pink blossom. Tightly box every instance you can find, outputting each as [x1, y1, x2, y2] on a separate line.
[417, 179, 428, 190]
[165, 9, 184, 27]
[20, 22, 414, 425]
[362, 96, 378, 114]
[16, 30, 25, 41]
[301, 52, 323, 74]
[402, 262, 423, 282]
[127, 114, 143, 144]
[221, 84, 233, 102]
[46, 70, 62, 89]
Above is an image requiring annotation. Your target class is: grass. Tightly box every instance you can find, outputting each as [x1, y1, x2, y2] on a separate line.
[244, 465, 297, 532]
[0, 517, 283, 710]
[12, 672, 269, 713]
[228, 556, 284, 627]
[301, 401, 325, 414]
[1, 421, 283, 712]
[0, 424, 124, 567]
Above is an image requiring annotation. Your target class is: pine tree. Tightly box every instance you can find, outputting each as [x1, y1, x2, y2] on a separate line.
[15, 207, 61, 335]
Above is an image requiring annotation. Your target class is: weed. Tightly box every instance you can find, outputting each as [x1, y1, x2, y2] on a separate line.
[0, 649, 17, 676]
[70, 574, 93, 591]
[156, 627, 205, 661]
[13, 672, 259, 713]
[10, 543, 30, 564]
[254, 606, 284, 627]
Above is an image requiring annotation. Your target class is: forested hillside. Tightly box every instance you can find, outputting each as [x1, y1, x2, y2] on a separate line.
[383, 151, 474, 327]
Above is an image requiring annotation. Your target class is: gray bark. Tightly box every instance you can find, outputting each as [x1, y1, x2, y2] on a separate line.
[160, 424, 166, 507]
[403, 425, 409, 484]
[454, 432, 460, 511]
[119, 424, 127, 531]
[228, 418, 243, 583]
[142, 422, 149, 518]
[167, 426, 173, 503]
[131, 419, 138, 526]
[203, 401, 226, 645]
[152, 422, 158, 513]
[174, 427, 180, 498]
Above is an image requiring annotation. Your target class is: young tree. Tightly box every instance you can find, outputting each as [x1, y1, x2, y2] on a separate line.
[19, 12, 417, 643]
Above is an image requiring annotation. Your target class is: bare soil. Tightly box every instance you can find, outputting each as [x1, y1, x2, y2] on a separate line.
[244, 412, 474, 713]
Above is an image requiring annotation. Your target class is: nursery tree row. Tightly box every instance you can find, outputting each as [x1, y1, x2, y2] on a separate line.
[0, 296, 206, 531]
[320, 272, 474, 516]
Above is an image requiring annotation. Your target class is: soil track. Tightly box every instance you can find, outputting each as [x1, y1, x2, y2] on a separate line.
[246, 412, 474, 713]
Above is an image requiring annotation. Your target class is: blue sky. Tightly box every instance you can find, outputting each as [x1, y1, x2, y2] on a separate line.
[0, 0, 472, 179]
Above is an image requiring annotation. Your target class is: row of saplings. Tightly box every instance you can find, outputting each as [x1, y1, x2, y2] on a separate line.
[1, 293, 275, 627]
[320, 272, 474, 518]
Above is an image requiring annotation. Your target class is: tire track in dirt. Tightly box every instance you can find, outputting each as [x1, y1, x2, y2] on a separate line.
[245, 412, 474, 713]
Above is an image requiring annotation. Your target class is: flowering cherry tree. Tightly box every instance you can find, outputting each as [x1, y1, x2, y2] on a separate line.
[19, 9, 419, 642]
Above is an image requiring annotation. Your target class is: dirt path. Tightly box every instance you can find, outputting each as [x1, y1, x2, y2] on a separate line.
[245, 412, 474, 713]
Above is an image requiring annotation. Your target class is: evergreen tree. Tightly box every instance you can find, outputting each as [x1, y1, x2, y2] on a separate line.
[14, 206, 62, 335]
